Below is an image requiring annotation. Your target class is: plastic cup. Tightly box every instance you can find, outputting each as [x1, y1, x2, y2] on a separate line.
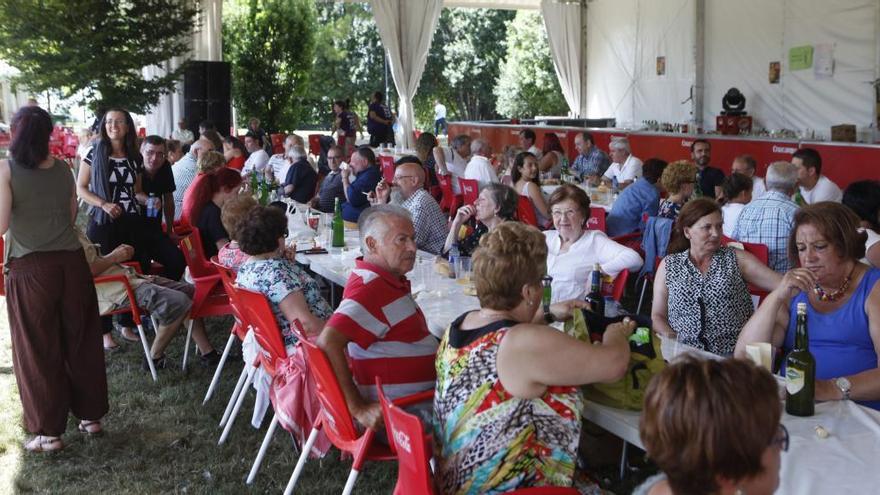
[455, 256, 472, 284]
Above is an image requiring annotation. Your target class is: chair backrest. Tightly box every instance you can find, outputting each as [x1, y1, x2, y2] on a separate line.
[436, 173, 456, 211]
[211, 258, 248, 338]
[458, 178, 479, 206]
[308, 134, 322, 156]
[379, 154, 396, 183]
[376, 378, 436, 495]
[722, 235, 770, 266]
[516, 195, 539, 227]
[179, 228, 216, 279]
[298, 337, 362, 444]
[235, 286, 288, 377]
[587, 207, 606, 232]
[270, 133, 286, 154]
[608, 269, 629, 302]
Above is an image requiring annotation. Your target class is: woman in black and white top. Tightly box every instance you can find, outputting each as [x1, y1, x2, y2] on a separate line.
[76, 108, 148, 349]
[651, 198, 780, 355]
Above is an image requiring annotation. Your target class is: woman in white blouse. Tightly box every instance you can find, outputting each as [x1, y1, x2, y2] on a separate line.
[544, 184, 644, 303]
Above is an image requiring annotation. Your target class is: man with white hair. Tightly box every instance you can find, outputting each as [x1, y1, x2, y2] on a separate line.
[172, 136, 214, 221]
[318, 205, 438, 429]
[266, 134, 298, 181]
[601, 138, 642, 190]
[463, 138, 499, 188]
[282, 145, 318, 204]
[434, 134, 472, 194]
[732, 161, 800, 272]
[375, 157, 448, 254]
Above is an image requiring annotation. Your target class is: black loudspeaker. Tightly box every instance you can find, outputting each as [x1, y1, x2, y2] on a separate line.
[184, 61, 231, 136]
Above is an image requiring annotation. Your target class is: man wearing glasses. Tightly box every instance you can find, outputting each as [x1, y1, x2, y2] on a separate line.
[138, 135, 186, 280]
[313, 145, 347, 213]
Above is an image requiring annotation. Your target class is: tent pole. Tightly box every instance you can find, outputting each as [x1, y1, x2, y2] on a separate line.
[693, 0, 705, 130]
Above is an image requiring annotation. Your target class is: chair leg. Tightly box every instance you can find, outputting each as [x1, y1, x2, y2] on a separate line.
[636, 277, 649, 314]
[246, 412, 279, 485]
[136, 324, 157, 382]
[204, 333, 236, 405]
[181, 319, 193, 371]
[220, 363, 249, 427]
[284, 427, 320, 495]
[619, 440, 629, 480]
[341, 468, 360, 495]
[218, 364, 256, 445]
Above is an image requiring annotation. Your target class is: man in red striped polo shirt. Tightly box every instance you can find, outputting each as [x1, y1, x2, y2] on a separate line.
[318, 205, 438, 430]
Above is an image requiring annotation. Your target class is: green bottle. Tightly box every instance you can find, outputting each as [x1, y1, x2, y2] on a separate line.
[785, 302, 816, 416]
[250, 170, 259, 195]
[793, 190, 806, 207]
[331, 197, 345, 247]
[693, 170, 703, 198]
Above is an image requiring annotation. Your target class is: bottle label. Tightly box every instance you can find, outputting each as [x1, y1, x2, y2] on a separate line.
[786, 367, 805, 395]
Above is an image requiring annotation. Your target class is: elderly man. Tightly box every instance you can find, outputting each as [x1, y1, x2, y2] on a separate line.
[312, 145, 347, 213]
[571, 131, 610, 185]
[601, 138, 643, 190]
[732, 161, 800, 273]
[375, 157, 448, 254]
[731, 154, 765, 200]
[433, 134, 471, 194]
[282, 145, 318, 204]
[464, 138, 498, 188]
[606, 158, 667, 237]
[318, 205, 438, 429]
[792, 147, 842, 204]
[341, 146, 381, 223]
[138, 135, 186, 280]
[171, 119, 194, 146]
[692, 139, 724, 200]
[172, 137, 213, 221]
[518, 128, 542, 158]
[266, 134, 297, 181]
[240, 132, 270, 177]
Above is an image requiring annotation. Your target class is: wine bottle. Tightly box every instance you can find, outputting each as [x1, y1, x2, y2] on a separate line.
[785, 302, 816, 416]
[331, 197, 345, 247]
[584, 263, 605, 317]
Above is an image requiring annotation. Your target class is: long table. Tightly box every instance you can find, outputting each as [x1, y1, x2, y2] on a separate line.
[294, 223, 880, 494]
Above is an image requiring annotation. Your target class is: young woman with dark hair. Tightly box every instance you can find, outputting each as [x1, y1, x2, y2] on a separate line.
[1, 105, 108, 452]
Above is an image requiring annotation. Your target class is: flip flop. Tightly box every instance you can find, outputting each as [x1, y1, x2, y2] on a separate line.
[104, 344, 122, 353]
[78, 420, 103, 436]
[117, 328, 141, 343]
[24, 435, 64, 453]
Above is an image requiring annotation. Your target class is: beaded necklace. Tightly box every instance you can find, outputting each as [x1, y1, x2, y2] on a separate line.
[813, 265, 856, 302]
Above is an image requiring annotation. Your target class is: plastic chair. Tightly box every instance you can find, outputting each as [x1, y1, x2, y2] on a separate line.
[308, 134, 322, 157]
[606, 269, 629, 302]
[611, 231, 643, 258]
[636, 216, 674, 314]
[436, 173, 460, 214]
[458, 178, 479, 206]
[723, 236, 771, 301]
[204, 258, 248, 404]
[587, 207, 606, 232]
[284, 336, 433, 495]
[270, 133, 286, 155]
[178, 228, 232, 371]
[517, 195, 539, 227]
[379, 154, 396, 183]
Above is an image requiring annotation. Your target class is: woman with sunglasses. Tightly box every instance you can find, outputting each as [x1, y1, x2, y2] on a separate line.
[637, 355, 788, 495]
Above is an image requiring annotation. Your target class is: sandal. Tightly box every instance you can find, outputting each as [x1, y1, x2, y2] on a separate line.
[117, 327, 140, 343]
[78, 420, 103, 436]
[24, 435, 64, 453]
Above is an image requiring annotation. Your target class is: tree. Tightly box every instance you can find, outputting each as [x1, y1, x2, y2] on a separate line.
[223, 0, 316, 132]
[494, 10, 568, 119]
[0, 0, 198, 113]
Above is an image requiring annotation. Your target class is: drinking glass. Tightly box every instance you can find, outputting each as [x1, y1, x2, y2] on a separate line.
[455, 256, 472, 284]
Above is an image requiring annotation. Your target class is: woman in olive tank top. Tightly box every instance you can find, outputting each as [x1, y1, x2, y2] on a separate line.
[0, 106, 108, 453]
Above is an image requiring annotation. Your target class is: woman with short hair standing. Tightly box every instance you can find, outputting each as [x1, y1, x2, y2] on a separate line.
[0, 106, 108, 452]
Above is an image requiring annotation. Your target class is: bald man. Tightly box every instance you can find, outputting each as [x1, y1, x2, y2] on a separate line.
[375, 157, 448, 254]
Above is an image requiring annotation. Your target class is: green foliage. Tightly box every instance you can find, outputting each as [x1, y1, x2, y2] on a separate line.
[0, 0, 198, 113]
[494, 10, 568, 118]
[223, 0, 317, 132]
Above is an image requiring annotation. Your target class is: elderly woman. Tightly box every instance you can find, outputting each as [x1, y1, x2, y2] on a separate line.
[235, 206, 332, 344]
[512, 151, 550, 227]
[442, 182, 518, 257]
[636, 356, 787, 495]
[658, 160, 698, 220]
[434, 222, 634, 494]
[842, 180, 880, 268]
[653, 198, 781, 355]
[736, 203, 880, 410]
[217, 194, 258, 272]
[545, 184, 643, 303]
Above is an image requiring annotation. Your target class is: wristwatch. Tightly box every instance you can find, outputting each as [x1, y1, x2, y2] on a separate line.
[835, 377, 852, 401]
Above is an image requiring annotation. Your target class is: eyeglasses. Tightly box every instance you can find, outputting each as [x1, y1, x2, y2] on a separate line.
[551, 209, 580, 219]
[394, 175, 418, 182]
[772, 424, 789, 452]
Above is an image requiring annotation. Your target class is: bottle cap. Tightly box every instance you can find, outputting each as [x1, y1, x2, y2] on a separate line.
[797, 302, 807, 314]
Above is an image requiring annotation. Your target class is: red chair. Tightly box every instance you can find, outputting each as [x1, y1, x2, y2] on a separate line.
[611, 231, 643, 258]
[379, 154, 396, 183]
[458, 178, 479, 206]
[436, 173, 460, 215]
[284, 335, 433, 495]
[517, 195, 539, 227]
[270, 133, 286, 155]
[413, 129, 422, 142]
[723, 236, 771, 302]
[308, 134, 322, 156]
[376, 378, 577, 495]
[178, 228, 232, 371]
[204, 259, 249, 404]
[587, 207, 606, 232]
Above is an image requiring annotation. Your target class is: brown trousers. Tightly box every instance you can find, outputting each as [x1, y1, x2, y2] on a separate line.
[5, 249, 108, 436]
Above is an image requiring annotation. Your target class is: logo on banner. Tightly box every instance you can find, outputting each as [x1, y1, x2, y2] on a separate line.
[681, 140, 693, 148]
[772, 145, 797, 154]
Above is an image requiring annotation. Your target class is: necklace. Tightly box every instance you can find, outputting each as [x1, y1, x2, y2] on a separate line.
[814, 265, 856, 302]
